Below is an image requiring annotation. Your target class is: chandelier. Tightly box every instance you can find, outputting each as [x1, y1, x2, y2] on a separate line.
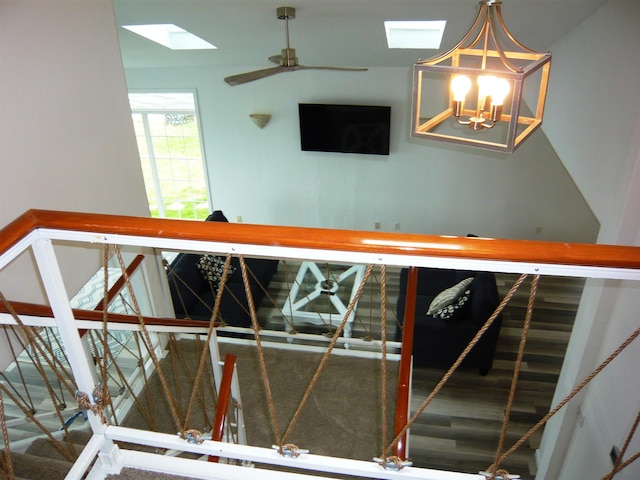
[411, 0, 551, 153]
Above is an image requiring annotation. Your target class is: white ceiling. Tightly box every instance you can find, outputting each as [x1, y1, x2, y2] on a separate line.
[113, 0, 607, 71]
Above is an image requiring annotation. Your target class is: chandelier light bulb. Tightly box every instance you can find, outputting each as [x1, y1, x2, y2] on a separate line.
[490, 78, 511, 106]
[477, 75, 497, 98]
[451, 75, 471, 101]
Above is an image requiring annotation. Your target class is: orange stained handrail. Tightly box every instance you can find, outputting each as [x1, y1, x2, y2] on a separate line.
[209, 353, 236, 463]
[1, 209, 640, 270]
[94, 254, 145, 311]
[75, 254, 147, 338]
[394, 267, 418, 460]
[0, 301, 208, 329]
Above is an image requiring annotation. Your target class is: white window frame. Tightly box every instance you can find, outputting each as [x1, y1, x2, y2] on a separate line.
[129, 90, 212, 220]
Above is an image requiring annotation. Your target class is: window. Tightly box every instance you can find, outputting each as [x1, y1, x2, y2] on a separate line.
[129, 92, 211, 220]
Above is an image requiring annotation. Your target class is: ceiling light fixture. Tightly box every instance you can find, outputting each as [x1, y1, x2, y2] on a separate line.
[410, 0, 551, 153]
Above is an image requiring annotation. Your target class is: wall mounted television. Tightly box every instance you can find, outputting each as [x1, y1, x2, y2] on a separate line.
[298, 103, 391, 156]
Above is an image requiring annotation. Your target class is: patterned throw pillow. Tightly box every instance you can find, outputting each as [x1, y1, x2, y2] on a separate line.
[426, 277, 474, 317]
[196, 255, 236, 288]
[430, 289, 472, 319]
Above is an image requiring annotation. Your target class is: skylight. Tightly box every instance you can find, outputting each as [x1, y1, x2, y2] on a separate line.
[384, 21, 446, 49]
[122, 24, 217, 50]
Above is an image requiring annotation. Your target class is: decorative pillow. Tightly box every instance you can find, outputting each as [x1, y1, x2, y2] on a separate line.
[430, 289, 472, 319]
[196, 255, 236, 288]
[426, 277, 474, 316]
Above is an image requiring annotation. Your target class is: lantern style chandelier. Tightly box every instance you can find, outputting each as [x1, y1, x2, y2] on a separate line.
[411, 0, 551, 153]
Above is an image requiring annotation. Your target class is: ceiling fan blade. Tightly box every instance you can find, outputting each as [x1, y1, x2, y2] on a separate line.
[296, 65, 368, 72]
[224, 7, 368, 86]
[224, 66, 287, 86]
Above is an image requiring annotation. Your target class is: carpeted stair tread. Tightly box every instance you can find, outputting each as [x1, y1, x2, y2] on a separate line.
[106, 467, 200, 479]
[25, 437, 86, 462]
[8, 451, 72, 480]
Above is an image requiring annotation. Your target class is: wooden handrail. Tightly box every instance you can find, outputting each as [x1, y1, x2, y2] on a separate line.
[94, 254, 145, 311]
[393, 267, 418, 460]
[76, 254, 148, 338]
[0, 301, 208, 329]
[208, 353, 236, 463]
[1, 209, 639, 270]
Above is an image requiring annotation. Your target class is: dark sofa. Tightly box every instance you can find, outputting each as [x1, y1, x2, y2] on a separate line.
[396, 267, 503, 375]
[166, 211, 279, 327]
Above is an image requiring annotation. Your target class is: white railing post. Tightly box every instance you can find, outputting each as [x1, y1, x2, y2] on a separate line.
[31, 238, 106, 434]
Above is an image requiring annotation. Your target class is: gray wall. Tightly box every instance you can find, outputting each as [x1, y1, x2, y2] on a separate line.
[125, 66, 598, 243]
[0, 0, 150, 302]
[535, 2, 640, 479]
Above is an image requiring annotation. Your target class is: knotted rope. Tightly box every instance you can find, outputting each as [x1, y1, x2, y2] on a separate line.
[183, 429, 205, 444]
[279, 443, 304, 457]
[482, 468, 513, 479]
[75, 385, 109, 425]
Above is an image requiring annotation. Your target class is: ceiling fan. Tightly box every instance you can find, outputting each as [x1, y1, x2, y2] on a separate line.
[224, 6, 368, 86]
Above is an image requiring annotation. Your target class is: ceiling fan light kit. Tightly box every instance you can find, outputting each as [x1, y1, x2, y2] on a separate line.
[224, 6, 367, 86]
[410, 0, 551, 153]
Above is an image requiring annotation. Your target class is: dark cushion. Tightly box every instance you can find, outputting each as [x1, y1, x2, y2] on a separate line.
[167, 251, 208, 316]
[207, 210, 229, 222]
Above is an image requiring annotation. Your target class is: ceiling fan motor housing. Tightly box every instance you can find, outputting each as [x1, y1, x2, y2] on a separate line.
[280, 48, 298, 66]
[277, 6, 295, 20]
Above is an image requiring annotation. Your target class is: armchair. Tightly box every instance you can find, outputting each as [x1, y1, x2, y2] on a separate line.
[166, 211, 279, 327]
[396, 267, 502, 375]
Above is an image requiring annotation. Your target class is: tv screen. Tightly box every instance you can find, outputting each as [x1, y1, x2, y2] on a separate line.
[298, 103, 391, 156]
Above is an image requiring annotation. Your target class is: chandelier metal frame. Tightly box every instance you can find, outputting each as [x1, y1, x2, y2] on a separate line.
[411, 0, 552, 153]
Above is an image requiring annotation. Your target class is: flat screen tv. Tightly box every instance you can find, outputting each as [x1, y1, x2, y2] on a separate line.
[298, 103, 391, 156]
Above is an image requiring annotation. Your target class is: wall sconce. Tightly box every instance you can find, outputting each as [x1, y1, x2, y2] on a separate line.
[411, 0, 551, 153]
[249, 113, 271, 129]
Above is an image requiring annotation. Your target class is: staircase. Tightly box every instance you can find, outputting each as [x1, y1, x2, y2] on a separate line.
[7, 428, 194, 480]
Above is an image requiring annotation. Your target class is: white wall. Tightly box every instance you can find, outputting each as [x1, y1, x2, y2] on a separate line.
[125, 66, 598, 242]
[0, 0, 150, 302]
[535, 1, 640, 479]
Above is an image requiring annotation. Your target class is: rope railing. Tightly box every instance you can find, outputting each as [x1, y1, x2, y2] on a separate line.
[0, 210, 639, 480]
